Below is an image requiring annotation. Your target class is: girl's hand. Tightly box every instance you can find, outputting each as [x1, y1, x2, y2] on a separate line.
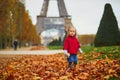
[79, 48, 83, 54]
[66, 53, 70, 57]
[64, 50, 70, 58]
[64, 50, 70, 56]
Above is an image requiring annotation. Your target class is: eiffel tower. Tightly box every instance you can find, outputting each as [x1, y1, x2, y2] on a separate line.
[36, 0, 73, 45]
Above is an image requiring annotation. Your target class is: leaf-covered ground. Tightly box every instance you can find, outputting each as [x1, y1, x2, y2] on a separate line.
[0, 52, 120, 80]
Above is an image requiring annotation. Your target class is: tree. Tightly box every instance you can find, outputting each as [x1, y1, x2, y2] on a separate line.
[94, 3, 120, 47]
[78, 34, 95, 46]
[0, 0, 41, 49]
[0, 0, 11, 48]
[0, 0, 20, 48]
[49, 37, 62, 46]
[6, 0, 18, 48]
[22, 11, 40, 45]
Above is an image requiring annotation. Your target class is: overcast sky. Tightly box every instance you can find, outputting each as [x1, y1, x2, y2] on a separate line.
[25, 0, 120, 34]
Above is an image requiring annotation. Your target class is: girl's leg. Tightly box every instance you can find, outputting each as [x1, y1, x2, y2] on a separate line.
[68, 62, 72, 69]
[74, 61, 77, 65]
[73, 54, 77, 68]
[73, 61, 77, 69]
[64, 62, 72, 74]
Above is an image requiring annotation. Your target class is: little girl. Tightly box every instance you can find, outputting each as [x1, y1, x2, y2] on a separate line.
[63, 26, 83, 70]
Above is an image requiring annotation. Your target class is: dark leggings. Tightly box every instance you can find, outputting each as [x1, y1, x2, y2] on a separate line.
[68, 62, 77, 68]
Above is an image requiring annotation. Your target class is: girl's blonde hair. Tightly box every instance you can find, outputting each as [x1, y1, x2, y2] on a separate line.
[67, 26, 78, 38]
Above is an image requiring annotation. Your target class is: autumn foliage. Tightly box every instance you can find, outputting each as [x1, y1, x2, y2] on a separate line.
[0, 0, 40, 49]
[0, 52, 120, 80]
[30, 46, 48, 50]
[78, 34, 95, 46]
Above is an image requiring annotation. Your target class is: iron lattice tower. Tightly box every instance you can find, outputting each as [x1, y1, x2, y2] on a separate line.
[36, 0, 73, 34]
[36, 0, 73, 45]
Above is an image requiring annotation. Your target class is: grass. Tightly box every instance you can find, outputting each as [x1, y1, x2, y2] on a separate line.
[47, 45, 120, 60]
[82, 46, 120, 80]
[82, 45, 120, 53]
[82, 46, 120, 60]
[47, 45, 63, 50]
[81, 46, 95, 53]
[109, 78, 120, 80]
[47, 45, 120, 54]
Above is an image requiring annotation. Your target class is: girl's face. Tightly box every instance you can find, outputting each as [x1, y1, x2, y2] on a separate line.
[68, 27, 76, 36]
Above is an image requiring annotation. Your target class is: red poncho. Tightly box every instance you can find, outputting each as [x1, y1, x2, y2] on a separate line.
[63, 36, 81, 54]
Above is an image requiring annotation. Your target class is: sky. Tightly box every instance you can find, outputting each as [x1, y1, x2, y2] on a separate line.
[25, 0, 120, 35]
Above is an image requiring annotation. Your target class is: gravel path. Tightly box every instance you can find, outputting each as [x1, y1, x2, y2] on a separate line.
[0, 50, 63, 55]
